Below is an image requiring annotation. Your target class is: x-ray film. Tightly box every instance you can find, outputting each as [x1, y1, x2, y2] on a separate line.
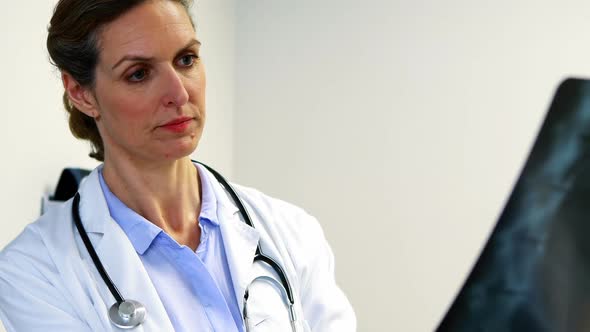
[437, 78, 590, 332]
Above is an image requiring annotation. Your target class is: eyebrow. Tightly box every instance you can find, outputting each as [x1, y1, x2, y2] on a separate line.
[111, 39, 202, 71]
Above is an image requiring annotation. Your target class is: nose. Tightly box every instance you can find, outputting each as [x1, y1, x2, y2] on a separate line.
[161, 66, 189, 108]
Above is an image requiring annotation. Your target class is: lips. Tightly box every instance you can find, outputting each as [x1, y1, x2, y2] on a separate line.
[162, 116, 193, 126]
[159, 117, 194, 133]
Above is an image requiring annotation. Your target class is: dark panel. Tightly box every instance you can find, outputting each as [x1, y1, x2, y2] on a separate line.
[437, 78, 590, 332]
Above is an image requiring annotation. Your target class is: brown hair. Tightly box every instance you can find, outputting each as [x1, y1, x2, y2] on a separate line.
[47, 0, 194, 161]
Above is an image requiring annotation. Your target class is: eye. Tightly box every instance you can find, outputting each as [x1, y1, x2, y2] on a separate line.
[177, 54, 199, 67]
[127, 68, 149, 83]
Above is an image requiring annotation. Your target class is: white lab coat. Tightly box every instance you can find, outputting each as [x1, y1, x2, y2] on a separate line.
[0, 167, 356, 331]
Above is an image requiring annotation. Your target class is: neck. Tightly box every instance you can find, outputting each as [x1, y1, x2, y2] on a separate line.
[102, 156, 202, 250]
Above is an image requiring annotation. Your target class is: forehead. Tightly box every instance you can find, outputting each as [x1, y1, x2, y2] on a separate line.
[98, 0, 196, 64]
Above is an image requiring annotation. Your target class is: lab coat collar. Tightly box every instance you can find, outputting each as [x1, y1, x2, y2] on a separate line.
[77, 166, 110, 235]
[199, 166, 261, 316]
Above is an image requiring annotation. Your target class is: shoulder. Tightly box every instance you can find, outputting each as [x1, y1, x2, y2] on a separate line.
[0, 201, 96, 331]
[231, 183, 313, 223]
[230, 184, 357, 330]
[0, 222, 45, 277]
[232, 183, 325, 242]
[0, 200, 86, 330]
[0, 201, 71, 284]
[1, 205, 60, 267]
[230, 183, 329, 281]
[0, 199, 75, 297]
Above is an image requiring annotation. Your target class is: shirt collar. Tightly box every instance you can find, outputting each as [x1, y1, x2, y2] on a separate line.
[98, 169, 161, 255]
[98, 162, 219, 255]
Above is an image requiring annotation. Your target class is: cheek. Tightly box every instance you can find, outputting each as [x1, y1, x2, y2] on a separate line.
[101, 90, 153, 124]
[189, 65, 206, 97]
[190, 73, 206, 107]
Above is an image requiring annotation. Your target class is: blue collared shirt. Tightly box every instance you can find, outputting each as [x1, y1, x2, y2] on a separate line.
[98, 163, 243, 332]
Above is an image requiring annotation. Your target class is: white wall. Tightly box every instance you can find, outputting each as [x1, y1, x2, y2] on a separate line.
[0, 1, 99, 250]
[6, 1, 590, 331]
[192, 0, 236, 176]
[234, 1, 590, 331]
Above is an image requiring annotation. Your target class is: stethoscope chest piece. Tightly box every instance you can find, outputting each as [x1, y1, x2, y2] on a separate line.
[108, 300, 146, 329]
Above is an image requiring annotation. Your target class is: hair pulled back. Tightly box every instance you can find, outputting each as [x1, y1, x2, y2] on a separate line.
[47, 0, 193, 161]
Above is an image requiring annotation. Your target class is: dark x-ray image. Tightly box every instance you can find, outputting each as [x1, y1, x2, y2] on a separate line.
[437, 78, 590, 332]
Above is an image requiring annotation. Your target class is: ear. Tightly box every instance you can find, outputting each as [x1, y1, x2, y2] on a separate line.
[62, 72, 99, 119]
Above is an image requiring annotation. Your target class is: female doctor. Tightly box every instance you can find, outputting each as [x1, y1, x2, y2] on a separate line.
[0, 0, 356, 331]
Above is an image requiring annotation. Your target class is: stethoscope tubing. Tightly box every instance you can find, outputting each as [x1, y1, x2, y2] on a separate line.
[72, 193, 125, 304]
[195, 161, 296, 305]
[71, 160, 296, 328]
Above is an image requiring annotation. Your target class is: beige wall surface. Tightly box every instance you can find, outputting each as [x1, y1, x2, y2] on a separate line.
[234, 0, 590, 331]
[0, 1, 99, 250]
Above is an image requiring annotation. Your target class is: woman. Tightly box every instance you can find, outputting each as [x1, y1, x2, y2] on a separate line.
[0, 0, 356, 331]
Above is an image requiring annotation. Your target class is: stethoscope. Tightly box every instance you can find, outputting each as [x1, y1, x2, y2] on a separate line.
[71, 161, 300, 331]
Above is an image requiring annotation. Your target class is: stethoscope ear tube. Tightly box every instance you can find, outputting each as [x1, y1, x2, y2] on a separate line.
[72, 193, 125, 304]
[243, 275, 299, 332]
[73, 193, 146, 328]
[194, 161, 296, 305]
[254, 253, 295, 305]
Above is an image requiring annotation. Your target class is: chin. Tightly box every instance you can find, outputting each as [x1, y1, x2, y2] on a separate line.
[162, 139, 200, 161]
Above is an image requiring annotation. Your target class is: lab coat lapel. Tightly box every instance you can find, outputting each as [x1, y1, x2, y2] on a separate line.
[218, 207, 259, 316]
[93, 222, 174, 331]
[206, 171, 260, 317]
[78, 169, 174, 331]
